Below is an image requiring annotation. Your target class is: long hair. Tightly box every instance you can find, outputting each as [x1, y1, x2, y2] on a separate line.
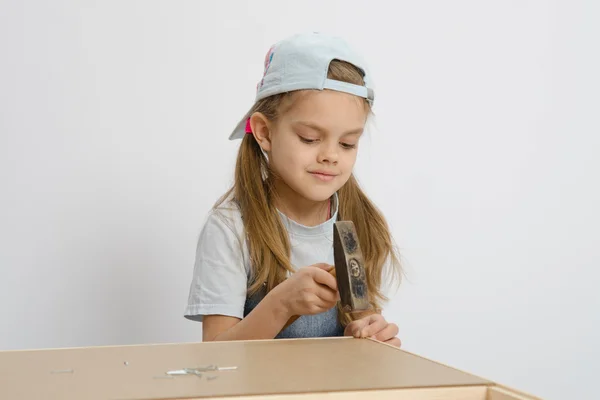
[215, 60, 402, 326]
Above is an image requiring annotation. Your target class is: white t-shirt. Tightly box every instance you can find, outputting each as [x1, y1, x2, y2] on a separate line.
[184, 194, 342, 337]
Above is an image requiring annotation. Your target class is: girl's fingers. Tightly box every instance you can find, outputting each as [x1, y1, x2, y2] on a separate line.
[372, 323, 399, 342]
[344, 314, 402, 347]
[345, 318, 370, 337]
[315, 286, 338, 306]
[384, 337, 402, 348]
[360, 314, 387, 338]
[312, 267, 337, 291]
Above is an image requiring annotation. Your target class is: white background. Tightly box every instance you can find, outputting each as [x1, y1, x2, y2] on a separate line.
[1, 1, 598, 399]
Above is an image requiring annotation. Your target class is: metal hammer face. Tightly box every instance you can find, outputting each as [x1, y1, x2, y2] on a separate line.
[333, 221, 370, 313]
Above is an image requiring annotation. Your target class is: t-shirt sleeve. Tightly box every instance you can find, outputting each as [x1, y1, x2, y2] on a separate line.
[184, 209, 248, 322]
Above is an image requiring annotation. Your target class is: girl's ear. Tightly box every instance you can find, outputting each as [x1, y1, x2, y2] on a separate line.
[250, 112, 272, 152]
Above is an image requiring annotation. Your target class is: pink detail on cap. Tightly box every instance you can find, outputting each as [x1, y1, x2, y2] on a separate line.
[258, 45, 276, 90]
[245, 118, 252, 134]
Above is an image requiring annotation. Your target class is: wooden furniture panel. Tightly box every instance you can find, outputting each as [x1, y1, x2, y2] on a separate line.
[0, 337, 541, 400]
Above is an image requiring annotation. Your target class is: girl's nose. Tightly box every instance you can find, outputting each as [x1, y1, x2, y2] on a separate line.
[317, 142, 339, 164]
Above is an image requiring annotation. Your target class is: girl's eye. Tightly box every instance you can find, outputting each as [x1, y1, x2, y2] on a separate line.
[298, 135, 356, 149]
[299, 136, 317, 144]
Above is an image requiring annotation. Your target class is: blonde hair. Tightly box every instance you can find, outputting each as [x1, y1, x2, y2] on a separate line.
[216, 60, 402, 326]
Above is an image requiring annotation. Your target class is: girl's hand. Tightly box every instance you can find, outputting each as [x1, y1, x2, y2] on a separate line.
[344, 313, 401, 347]
[275, 263, 340, 318]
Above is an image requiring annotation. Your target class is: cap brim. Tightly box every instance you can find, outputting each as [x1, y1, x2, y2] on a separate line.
[228, 109, 253, 140]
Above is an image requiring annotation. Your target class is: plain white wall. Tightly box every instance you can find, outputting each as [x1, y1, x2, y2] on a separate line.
[1, 1, 598, 399]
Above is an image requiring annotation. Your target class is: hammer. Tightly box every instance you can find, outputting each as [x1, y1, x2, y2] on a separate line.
[281, 221, 372, 330]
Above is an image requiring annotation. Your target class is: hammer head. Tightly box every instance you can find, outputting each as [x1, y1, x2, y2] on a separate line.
[333, 221, 370, 313]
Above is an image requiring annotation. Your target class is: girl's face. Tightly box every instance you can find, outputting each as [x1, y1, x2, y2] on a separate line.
[253, 90, 368, 204]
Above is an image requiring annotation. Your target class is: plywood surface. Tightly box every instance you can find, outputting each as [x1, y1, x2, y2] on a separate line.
[0, 337, 490, 400]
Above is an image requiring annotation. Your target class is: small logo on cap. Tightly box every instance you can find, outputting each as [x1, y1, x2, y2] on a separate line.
[258, 45, 275, 90]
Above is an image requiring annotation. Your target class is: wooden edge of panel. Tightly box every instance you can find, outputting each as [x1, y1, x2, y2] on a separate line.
[167, 385, 490, 400]
[487, 385, 544, 400]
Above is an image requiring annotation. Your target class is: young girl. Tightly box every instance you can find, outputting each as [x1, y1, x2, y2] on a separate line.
[184, 32, 402, 347]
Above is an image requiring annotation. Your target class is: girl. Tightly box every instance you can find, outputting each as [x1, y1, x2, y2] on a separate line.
[185, 32, 402, 347]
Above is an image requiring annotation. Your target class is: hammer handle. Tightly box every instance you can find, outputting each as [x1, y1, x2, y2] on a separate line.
[280, 266, 336, 331]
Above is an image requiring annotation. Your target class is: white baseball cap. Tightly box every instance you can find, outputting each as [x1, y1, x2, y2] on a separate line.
[229, 32, 375, 140]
